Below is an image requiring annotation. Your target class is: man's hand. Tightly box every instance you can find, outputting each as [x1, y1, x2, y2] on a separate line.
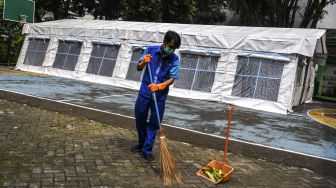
[137, 54, 152, 71]
[142, 54, 152, 64]
[137, 54, 152, 70]
[148, 83, 168, 92]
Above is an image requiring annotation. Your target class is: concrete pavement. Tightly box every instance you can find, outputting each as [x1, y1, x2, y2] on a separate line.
[0, 67, 335, 187]
[0, 99, 335, 187]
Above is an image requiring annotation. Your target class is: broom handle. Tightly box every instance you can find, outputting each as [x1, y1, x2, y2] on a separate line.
[223, 104, 233, 164]
[147, 63, 162, 128]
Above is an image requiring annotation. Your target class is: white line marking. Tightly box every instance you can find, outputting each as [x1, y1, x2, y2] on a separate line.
[290, 113, 304, 117]
[57, 93, 135, 102]
[1, 88, 335, 163]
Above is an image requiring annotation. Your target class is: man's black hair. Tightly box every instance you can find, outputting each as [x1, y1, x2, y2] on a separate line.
[163, 30, 181, 49]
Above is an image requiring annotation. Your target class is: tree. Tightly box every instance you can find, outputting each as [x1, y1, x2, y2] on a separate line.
[228, 0, 336, 28]
[299, 0, 336, 28]
[123, 0, 161, 22]
[0, 0, 3, 20]
[34, 0, 70, 21]
[90, 0, 123, 20]
[32, 0, 228, 25]
[35, 0, 93, 22]
[0, 0, 24, 66]
[70, 0, 92, 17]
[123, 0, 226, 24]
[193, 0, 227, 25]
[161, 0, 196, 24]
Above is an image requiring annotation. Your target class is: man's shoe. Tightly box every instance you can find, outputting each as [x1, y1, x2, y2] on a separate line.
[143, 153, 155, 162]
[131, 144, 143, 153]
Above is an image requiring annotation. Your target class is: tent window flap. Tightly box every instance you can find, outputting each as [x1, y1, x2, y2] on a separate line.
[86, 44, 120, 77]
[23, 38, 50, 66]
[174, 53, 219, 92]
[126, 47, 146, 81]
[232, 56, 284, 102]
[238, 52, 290, 62]
[52, 40, 82, 71]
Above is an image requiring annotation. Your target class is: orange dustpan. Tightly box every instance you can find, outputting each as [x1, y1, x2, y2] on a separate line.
[197, 104, 234, 184]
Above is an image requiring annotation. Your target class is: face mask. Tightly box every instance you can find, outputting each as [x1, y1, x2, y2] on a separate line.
[165, 46, 174, 55]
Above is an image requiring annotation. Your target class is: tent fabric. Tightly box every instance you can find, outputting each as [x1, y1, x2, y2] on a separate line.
[16, 20, 326, 114]
[22, 19, 325, 57]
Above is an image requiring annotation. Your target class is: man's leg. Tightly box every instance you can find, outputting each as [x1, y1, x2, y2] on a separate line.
[143, 99, 166, 160]
[134, 95, 150, 152]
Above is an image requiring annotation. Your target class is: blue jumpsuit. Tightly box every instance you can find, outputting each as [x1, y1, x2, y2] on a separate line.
[134, 45, 180, 155]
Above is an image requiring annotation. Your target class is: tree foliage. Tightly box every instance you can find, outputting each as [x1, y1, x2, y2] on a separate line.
[35, 0, 94, 21]
[0, 0, 3, 20]
[123, 0, 161, 22]
[193, 0, 227, 24]
[2, 0, 334, 28]
[0, 0, 16, 23]
[33, 0, 227, 25]
[229, 0, 336, 28]
[299, 0, 336, 28]
[35, 0, 69, 21]
[161, 0, 196, 24]
[90, 0, 123, 20]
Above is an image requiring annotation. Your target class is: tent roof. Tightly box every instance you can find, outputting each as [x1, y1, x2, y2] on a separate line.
[23, 19, 326, 57]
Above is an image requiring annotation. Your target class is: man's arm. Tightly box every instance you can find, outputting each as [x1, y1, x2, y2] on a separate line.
[136, 63, 143, 71]
[164, 78, 175, 86]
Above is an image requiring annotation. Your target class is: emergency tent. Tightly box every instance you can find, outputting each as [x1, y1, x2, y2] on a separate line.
[16, 19, 326, 114]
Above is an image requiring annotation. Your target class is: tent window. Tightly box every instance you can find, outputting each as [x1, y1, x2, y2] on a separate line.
[52, 41, 82, 71]
[126, 47, 145, 81]
[86, 44, 120, 77]
[174, 54, 219, 92]
[232, 57, 284, 102]
[23, 38, 50, 66]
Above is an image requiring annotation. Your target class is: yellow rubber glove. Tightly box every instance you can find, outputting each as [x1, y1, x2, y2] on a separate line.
[148, 83, 168, 92]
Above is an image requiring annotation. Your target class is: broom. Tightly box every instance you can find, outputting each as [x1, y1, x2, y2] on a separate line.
[147, 63, 182, 185]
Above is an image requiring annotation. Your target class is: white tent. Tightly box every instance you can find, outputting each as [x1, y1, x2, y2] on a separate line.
[16, 19, 326, 114]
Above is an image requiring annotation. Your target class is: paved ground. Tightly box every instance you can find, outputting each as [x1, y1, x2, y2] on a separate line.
[0, 69, 335, 161]
[0, 99, 336, 187]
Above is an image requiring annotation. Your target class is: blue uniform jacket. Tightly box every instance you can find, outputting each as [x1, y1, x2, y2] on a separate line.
[138, 45, 180, 101]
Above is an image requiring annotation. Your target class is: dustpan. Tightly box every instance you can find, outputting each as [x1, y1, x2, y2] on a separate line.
[197, 104, 234, 184]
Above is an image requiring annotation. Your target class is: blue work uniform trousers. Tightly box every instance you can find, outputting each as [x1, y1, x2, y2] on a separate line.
[134, 94, 165, 155]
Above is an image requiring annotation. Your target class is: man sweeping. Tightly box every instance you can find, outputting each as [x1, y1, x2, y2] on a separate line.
[132, 30, 181, 163]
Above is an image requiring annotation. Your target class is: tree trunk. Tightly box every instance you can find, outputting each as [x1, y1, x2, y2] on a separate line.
[289, 0, 299, 27]
[34, 2, 42, 22]
[51, 1, 60, 20]
[311, 0, 328, 28]
[299, 0, 317, 28]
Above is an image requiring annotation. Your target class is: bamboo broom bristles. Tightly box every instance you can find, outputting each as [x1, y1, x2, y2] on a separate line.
[159, 130, 181, 185]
